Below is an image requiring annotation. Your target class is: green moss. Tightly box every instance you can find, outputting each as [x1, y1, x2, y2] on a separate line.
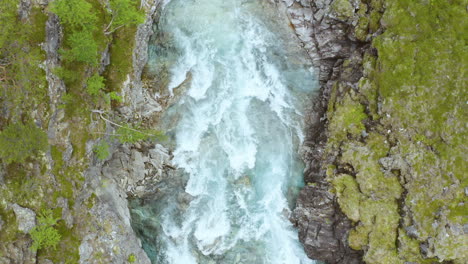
[327, 0, 467, 263]
[398, 229, 435, 264]
[327, 92, 367, 144]
[0, 205, 18, 243]
[0, 122, 48, 164]
[361, 200, 401, 263]
[104, 25, 138, 92]
[42, 220, 80, 263]
[128, 253, 137, 263]
[368, 11, 382, 33]
[370, 0, 384, 12]
[331, 0, 355, 20]
[340, 135, 402, 200]
[355, 16, 369, 41]
[348, 224, 370, 250]
[332, 174, 362, 222]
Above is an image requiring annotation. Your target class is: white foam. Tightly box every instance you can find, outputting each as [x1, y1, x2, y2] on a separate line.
[153, 0, 318, 263]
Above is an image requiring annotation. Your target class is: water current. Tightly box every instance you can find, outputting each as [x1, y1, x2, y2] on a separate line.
[130, 0, 318, 263]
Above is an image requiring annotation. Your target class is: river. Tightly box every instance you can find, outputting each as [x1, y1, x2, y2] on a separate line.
[130, 0, 318, 263]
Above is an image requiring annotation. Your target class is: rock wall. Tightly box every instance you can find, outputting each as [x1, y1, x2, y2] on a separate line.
[281, 0, 467, 264]
[280, 0, 369, 263]
[0, 0, 169, 263]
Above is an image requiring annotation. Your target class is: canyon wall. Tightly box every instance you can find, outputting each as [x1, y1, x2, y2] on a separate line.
[282, 0, 467, 263]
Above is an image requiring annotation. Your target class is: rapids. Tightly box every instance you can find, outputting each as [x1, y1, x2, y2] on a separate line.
[130, 1, 318, 263]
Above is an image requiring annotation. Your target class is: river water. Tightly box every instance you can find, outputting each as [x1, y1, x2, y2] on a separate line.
[130, 0, 318, 263]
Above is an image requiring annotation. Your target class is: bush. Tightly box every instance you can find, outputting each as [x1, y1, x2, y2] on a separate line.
[61, 30, 98, 64]
[128, 253, 136, 263]
[115, 125, 166, 144]
[108, 0, 145, 32]
[0, 122, 48, 164]
[86, 74, 105, 96]
[108, 91, 123, 103]
[50, 0, 97, 30]
[29, 209, 61, 251]
[93, 141, 110, 160]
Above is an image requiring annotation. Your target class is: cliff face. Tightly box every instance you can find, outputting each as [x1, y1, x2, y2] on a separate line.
[283, 0, 467, 263]
[0, 0, 168, 263]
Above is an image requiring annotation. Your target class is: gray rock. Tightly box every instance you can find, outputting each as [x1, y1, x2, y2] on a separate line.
[78, 181, 151, 264]
[57, 197, 74, 228]
[18, 0, 32, 21]
[280, 0, 366, 263]
[1, 237, 36, 264]
[11, 204, 36, 233]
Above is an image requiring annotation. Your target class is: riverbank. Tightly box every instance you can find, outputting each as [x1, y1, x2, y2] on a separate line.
[284, 1, 467, 263]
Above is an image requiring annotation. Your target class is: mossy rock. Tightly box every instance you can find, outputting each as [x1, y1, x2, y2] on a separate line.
[355, 16, 369, 41]
[332, 174, 362, 222]
[330, 0, 355, 21]
[327, 92, 367, 145]
[340, 136, 402, 200]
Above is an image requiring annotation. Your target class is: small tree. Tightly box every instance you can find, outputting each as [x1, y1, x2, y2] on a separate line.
[62, 31, 98, 64]
[0, 122, 48, 164]
[29, 209, 61, 251]
[105, 0, 145, 34]
[86, 73, 106, 96]
[93, 141, 110, 160]
[50, 0, 97, 30]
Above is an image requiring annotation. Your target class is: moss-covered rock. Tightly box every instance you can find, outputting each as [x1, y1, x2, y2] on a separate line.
[332, 174, 362, 222]
[330, 0, 355, 21]
[324, 0, 468, 263]
[327, 91, 367, 145]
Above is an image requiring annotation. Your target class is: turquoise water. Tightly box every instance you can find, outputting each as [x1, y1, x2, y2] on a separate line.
[130, 0, 318, 263]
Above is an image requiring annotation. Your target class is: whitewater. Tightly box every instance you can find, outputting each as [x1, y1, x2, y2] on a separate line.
[131, 0, 318, 263]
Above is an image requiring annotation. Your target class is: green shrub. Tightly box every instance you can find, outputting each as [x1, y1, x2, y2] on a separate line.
[108, 0, 145, 33]
[0, 122, 48, 164]
[50, 0, 97, 30]
[29, 209, 61, 251]
[93, 141, 110, 160]
[61, 31, 98, 64]
[53, 67, 79, 84]
[86, 74, 106, 96]
[108, 91, 123, 103]
[115, 125, 166, 144]
[128, 253, 136, 263]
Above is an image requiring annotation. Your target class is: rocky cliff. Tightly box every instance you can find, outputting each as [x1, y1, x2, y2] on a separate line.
[282, 0, 467, 263]
[0, 0, 168, 263]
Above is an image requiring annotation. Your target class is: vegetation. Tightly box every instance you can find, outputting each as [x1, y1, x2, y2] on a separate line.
[128, 253, 137, 263]
[30, 210, 62, 251]
[1, 0, 147, 261]
[107, 0, 145, 34]
[62, 31, 99, 64]
[93, 141, 110, 160]
[325, 0, 467, 263]
[50, 0, 97, 30]
[115, 124, 166, 144]
[87, 73, 106, 96]
[51, 0, 99, 64]
[0, 122, 48, 164]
